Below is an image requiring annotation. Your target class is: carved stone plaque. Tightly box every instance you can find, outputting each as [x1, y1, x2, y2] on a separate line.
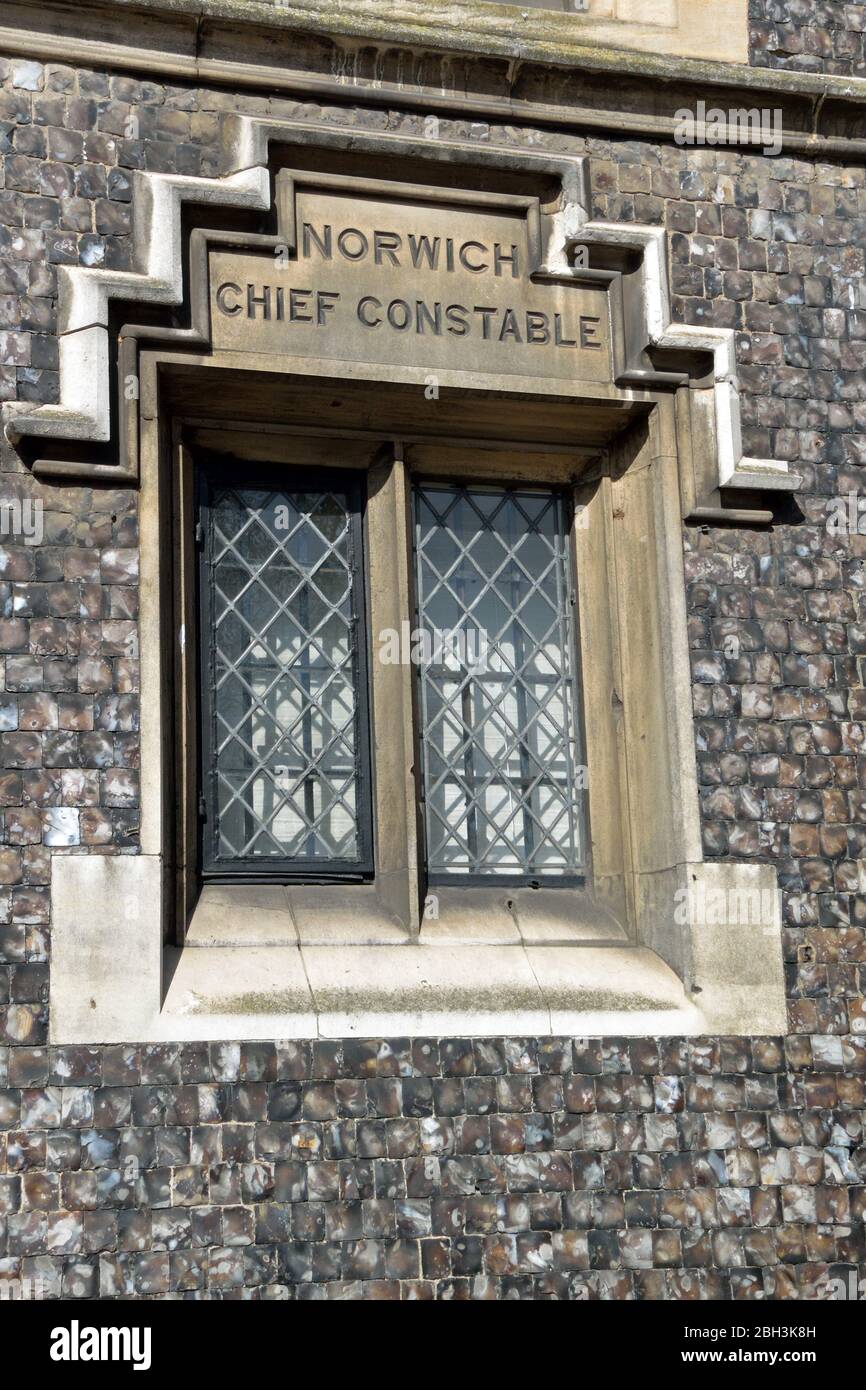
[208, 182, 613, 392]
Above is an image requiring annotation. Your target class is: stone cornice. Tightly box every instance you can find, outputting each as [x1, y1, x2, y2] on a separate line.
[2, 0, 866, 139]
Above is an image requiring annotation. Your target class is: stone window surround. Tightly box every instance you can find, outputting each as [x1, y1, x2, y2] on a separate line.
[0, 115, 788, 1041]
[47, 357, 786, 1043]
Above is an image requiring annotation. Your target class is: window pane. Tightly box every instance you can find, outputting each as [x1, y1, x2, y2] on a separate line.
[414, 480, 585, 880]
[201, 475, 368, 871]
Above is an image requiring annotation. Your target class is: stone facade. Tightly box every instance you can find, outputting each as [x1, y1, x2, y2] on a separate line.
[1, 10, 866, 1299]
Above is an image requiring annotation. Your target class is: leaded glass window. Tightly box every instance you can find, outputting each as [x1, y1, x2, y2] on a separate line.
[198, 466, 372, 878]
[414, 481, 586, 883]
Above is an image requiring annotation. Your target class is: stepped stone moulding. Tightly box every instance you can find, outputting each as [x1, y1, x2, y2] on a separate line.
[1, 115, 797, 521]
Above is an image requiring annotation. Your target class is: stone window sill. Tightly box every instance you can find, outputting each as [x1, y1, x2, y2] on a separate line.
[184, 883, 630, 949]
[49, 857, 786, 1044]
[162, 939, 701, 1040]
[163, 884, 693, 1036]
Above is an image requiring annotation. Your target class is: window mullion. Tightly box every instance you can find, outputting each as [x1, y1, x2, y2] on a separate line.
[365, 445, 423, 932]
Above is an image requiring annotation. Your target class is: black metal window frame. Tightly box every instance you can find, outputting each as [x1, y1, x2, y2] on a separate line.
[196, 458, 374, 883]
[412, 476, 588, 890]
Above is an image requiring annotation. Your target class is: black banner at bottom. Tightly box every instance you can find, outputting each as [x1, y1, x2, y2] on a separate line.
[0, 1292, 859, 1376]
